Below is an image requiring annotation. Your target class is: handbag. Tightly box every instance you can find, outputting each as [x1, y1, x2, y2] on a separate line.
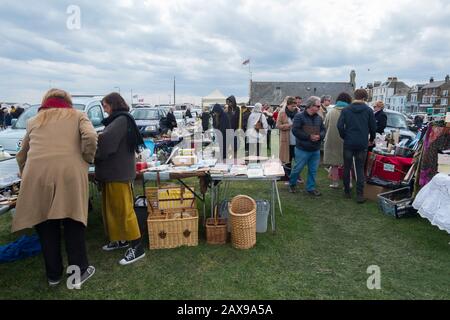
[254, 114, 263, 131]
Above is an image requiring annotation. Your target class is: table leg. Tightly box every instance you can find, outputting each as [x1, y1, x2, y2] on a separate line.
[210, 182, 215, 219]
[275, 181, 283, 216]
[271, 180, 276, 233]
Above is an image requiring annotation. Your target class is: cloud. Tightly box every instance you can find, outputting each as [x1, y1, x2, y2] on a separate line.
[0, 0, 449, 104]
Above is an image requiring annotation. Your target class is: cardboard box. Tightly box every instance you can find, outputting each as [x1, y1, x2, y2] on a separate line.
[172, 155, 197, 166]
[364, 184, 391, 202]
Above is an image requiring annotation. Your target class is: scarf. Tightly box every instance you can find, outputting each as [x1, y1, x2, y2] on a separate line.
[285, 107, 298, 120]
[102, 111, 145, 153]
[39, 97, 72, 112]
[335, 101, 349, 109]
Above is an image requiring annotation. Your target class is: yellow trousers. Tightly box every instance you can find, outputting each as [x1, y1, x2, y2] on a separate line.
[101, 182, 141, 242]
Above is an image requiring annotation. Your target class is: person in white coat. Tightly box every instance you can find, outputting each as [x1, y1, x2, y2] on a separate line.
[246, 103, 269, 158]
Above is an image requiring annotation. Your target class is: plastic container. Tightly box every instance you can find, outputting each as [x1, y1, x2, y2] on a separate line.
[134, 196, 149, 240]
[377, 187, 417, 218]
[219, 199, 270, 233]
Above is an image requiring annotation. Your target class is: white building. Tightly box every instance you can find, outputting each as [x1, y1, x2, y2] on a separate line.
[390, 94, 407, 113]
[371, 77, 410, 111]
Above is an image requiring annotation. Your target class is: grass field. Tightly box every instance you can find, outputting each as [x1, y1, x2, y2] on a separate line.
[0, 168, 449, 300]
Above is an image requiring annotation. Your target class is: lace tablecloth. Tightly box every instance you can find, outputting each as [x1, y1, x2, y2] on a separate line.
[413, 173, 450, 233]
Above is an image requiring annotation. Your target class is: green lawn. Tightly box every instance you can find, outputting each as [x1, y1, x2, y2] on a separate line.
[0, 168, 449, 300]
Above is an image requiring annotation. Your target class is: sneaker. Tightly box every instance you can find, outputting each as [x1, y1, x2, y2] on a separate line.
[356, 195, 366, 204]
[48, 278, 61, 287]
[329, 181, 339, 189]
[288, 185, 297, 193]
[73, 266, 95, 289]
[102, 241, 129, 251]
[119, 245, 146, 266]
[307, 190, 322, 197]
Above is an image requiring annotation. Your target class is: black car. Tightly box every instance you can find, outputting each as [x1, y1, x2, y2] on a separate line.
[130, 106, 167, 137]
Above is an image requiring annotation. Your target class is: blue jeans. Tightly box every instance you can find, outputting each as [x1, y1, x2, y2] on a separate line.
[289, 147, 320, 191]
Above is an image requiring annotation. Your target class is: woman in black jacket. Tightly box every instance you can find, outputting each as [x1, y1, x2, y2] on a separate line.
[95, 92, 146, 265]
[373, 101, 387, 134]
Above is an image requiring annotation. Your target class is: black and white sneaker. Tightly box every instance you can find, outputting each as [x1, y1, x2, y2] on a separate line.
[119, 245, 145, 265]
[102, 241, 129, 251]
[48, 278, 61, 287]
[73, 266, 96, 289]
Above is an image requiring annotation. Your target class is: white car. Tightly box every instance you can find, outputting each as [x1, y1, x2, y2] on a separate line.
[0, 97, 106, 155]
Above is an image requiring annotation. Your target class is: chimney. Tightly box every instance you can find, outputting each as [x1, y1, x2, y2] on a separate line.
[392, 77, 398, 81]
[430, 77, 434, 83]
[446, 75, 449, 83]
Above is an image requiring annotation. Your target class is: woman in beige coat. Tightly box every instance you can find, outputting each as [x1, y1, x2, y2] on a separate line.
[323, 92, 352, 188]
[13, 89, 98, 288]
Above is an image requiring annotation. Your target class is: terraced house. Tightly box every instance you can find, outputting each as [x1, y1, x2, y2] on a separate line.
[419, 75, 450, 115]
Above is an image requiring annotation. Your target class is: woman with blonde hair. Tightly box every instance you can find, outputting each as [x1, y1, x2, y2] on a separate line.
[13, 88, 98, 288]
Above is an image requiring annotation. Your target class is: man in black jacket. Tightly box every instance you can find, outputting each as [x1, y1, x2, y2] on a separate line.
[289, 96, 325, 196]
[337, 89, 376, 203]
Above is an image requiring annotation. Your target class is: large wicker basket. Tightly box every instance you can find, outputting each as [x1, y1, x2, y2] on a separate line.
[206, 206, 227, 245]
[147, 208, 198, 250]
[229, 195, 257, 249]
[145, 185, 196, 218]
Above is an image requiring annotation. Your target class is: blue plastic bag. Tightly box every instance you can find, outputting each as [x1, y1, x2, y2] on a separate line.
[0, 234, 41, 263]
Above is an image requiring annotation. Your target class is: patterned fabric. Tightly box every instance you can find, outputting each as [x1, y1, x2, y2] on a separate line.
[419, 125, 450, 187]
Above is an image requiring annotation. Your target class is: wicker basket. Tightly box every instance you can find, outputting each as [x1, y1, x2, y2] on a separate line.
[147, 208, 198, 250]
[229, 195, 257, 250]
[145, 185, 196, 217]
[206, 206, 227, 245]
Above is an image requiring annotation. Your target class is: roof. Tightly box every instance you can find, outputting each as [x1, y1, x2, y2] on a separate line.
[203, 89, 226, 100]
[422, 81, 446, 89]
[249, 81, 354, 105]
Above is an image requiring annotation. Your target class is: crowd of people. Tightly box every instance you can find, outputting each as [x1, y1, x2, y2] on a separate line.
[0, 105, 25, 129]
[208, 89, 379, 203]
[12, 89, 146, 289]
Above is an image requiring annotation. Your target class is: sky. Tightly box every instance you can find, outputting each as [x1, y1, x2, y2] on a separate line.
[1, 0, 450, 105]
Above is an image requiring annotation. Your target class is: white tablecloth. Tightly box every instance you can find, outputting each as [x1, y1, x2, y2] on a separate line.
[413, 173, 450, 234]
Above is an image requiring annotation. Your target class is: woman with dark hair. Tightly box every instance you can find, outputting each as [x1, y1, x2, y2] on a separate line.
[324, 92, 352, 188]
[95, 92, 146, 265]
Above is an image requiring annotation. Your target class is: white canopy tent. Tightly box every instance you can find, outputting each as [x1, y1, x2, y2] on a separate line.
[201, 89, 226, 108]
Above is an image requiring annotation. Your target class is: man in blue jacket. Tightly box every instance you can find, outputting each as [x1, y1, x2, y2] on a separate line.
[289, 96, 325, 195]
[337, 89, 376, 203]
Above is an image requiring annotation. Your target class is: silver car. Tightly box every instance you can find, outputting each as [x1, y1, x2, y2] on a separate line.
[0, 97, 106, 155]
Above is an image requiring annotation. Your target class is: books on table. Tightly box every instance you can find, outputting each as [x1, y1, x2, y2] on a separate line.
[247, 163, 264, 178]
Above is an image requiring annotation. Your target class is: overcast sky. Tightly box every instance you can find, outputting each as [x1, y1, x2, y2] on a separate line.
[1, 0, 450, 104]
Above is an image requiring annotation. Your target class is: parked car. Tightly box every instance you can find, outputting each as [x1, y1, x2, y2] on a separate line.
[130, 106, 167, 137]
[384, 109, 416, 143]
[0, 97, 105, 155]
[173, 110, 185, 126]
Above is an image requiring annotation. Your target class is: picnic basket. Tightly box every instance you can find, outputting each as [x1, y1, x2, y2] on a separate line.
[229, 195, 257, 249]
[147, 208, 198, 250]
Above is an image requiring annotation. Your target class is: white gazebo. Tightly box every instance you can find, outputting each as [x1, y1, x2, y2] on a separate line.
[201, 89, 226, 108]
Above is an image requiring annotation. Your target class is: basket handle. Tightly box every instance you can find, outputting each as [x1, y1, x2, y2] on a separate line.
[214, 205, 219, 226]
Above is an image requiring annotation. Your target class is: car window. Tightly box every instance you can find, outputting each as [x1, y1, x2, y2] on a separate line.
[87, 105, 104, 127]
[13, 105, 39, 129]
[131, 109, 159, 120]
[386, 113, 407, 129]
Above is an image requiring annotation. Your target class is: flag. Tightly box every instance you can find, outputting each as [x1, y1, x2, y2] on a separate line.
[242, 59, 250, 65]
